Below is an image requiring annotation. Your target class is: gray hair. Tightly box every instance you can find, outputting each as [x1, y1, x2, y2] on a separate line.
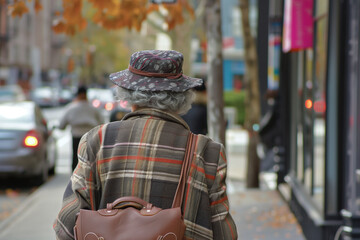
[114, 87, 196, 115]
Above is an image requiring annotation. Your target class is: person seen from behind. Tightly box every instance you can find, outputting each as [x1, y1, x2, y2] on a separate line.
[181, 81, 208, 135]
[54, 50, 237, 239]
[58, 85, 103, 171]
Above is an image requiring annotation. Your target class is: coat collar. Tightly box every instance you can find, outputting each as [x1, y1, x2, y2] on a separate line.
[122, 108, 190, 130]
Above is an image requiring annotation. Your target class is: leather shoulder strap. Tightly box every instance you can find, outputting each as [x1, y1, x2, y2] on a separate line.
[172, 133, 196, 209]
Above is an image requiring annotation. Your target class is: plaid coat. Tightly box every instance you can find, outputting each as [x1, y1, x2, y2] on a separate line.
[54, 108, 237, 240]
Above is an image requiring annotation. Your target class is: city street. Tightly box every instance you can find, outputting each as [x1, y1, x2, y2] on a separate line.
[2, 0, 359, 237]
[0, 106, 305, 239]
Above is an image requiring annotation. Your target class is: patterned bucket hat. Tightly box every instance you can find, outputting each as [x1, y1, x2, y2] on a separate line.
[109, 50, 203, 92]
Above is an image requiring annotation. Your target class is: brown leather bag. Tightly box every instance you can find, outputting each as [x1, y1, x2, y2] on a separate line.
[73, 133, 196, 240]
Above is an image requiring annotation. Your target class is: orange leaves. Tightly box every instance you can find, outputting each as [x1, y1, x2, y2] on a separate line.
[7, 0, 195, 35]
[7, 0, 42, 17]
[7, 0, 29, 17]
[163, 0, 195, 30]
[34, 0, 42, 13]
[91, 0, 152, 31]
[52, 0, 87, 35]
[52, 20, 78, 36]
[87, 0, 117, 10]
[147, 4, 159, 14]
[67, 57, 75, 72]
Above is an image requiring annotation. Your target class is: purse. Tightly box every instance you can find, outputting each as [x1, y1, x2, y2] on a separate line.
[73, 133, 196, 240]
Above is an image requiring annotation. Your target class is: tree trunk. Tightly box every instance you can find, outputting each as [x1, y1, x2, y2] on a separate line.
[239, 0, 261, 188]
[205, 0, 226, 146]
[169, 16, 193, 74]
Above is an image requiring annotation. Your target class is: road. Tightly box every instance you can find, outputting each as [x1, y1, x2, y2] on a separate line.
[0, 106, 72, 223]
[43, 106, 73, 174]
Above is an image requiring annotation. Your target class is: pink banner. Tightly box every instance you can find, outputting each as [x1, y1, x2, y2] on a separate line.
[282, 0, 314, 52]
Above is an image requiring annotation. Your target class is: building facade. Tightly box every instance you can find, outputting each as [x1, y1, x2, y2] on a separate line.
[0, 1, 65, 93]
[260, 0, 360, 239]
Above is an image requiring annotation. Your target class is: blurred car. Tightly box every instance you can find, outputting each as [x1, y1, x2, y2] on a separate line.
[30, 86, 59, 108]
[0, 101, 57, 185]
[88, 88, 116, 121]
[58, 88, 74, 105]
[88, 88, 116, 111]
[110, 100, 131, 122]
[0, 85, 26, 102]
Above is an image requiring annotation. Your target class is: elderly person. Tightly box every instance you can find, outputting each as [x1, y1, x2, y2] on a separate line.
[54, 50, 237, 240]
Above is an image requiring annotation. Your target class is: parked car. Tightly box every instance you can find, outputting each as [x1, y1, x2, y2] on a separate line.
[88, 88, 115, 111]
[0, 101, 57, 185]
[87, 88, 116, 121]
[58, 88, 74, 105]
[30, 86, 59, 108]
[0, 85, 26, 102]
[110, 100, 131, 122]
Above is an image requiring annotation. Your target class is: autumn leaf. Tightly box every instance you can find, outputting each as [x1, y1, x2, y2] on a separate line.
[5, 189, 20, 198]
[147, 4, 159, 13]
[88, 0, 117, 10]
[9, 0, 195, 35]
[8, 0, 29, 17]
[52, 20, 66, 33]
[162, 0, 192, 30]
[34, 0, 42, 13]
[65, 24, 77, 36]
[67, 57, 75, 72]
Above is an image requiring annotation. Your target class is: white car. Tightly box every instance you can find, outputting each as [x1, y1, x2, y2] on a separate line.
[0, 85, 26, 102]
[0, 101, 57, 185]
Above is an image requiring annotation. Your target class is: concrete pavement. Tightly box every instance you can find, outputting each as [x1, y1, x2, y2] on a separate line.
[0, 173, 70, 240]
[0, 128, 306, 239]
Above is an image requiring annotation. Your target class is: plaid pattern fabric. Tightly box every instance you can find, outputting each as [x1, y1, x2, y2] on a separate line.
[54, 108, 237, 240]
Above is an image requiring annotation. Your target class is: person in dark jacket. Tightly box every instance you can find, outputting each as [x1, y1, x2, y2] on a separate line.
[181, 82, 208, 135]
[54, 50, 237, 240]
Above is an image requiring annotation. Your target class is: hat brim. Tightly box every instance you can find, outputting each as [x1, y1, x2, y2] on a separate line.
[109, 69, 203, 92]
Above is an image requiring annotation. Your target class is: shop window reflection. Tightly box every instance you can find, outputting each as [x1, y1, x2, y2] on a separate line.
[293, 0, 329, 216]
[312, 1, 328, 212]
[303, 50, 314, 197]
[297, 61, 304, 183]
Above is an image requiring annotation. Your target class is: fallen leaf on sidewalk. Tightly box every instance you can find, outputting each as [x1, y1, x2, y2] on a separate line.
[5, 189, 20, 198]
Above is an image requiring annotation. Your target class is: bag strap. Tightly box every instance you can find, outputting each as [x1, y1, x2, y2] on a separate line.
[172, 133, 196, 209]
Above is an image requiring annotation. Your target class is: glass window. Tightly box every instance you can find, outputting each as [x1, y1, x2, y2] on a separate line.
[296, 52, 305, 183]
[303, 49, 314, 196]
[312, 0, 328, 212]
[0, 105, 33, 123]
[293, 0, 329, 214]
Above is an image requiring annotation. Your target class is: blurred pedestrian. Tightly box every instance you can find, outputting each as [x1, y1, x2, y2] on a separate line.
[58, 85, 103, 171]
[54, 50, 237, 240]
[181, 81, 208, 135]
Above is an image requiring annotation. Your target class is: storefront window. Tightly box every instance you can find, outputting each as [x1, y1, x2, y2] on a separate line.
[312, 0, 328, 212]
[296, 53, 304, 183]
[303, 50, 314, 196]
[294, 0, 329, 214]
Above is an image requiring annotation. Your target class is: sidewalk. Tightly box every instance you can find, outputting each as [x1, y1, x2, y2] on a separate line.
[0, 128, 306, 239]
[0, 173, 69, 240]
[227, 178, 305, 240]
